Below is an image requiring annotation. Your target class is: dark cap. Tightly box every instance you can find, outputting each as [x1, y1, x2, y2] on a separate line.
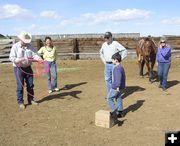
[104, 31, 112, 38]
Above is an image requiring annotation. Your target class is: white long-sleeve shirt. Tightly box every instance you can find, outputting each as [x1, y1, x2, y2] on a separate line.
[9, 41, 41, 67]
[100, 41, 127, 63]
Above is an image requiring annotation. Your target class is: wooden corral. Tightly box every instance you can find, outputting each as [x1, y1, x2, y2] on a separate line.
[1, 36, 180, 63]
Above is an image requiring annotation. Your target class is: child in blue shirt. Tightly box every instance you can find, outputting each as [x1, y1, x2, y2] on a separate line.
[107, 52, 126, 118]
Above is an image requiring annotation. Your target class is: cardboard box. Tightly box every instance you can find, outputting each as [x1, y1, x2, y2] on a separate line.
[95, 110, 117, 128]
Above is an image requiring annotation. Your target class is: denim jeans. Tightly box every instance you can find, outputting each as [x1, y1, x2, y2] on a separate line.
[107, 88, 123, 113]
[104, 63, 114, 93]
[45, 61, 58, 90]
[158, 62, 171, 89]
[14, 66, 34, 104]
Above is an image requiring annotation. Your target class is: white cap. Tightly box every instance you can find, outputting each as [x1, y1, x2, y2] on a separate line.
[160, 37, 166, 42]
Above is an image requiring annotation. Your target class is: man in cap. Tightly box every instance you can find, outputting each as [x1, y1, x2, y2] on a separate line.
[9, 31, 43, 109]
[100, 31, 127, 93]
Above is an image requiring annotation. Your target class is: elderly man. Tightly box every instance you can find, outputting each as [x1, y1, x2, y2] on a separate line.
[9, 31, 43, 109]
[100, 32, 127, 93]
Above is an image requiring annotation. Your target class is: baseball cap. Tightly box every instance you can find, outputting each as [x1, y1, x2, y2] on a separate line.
[104, 32, 112, 38]
[160, 37, 166, 43]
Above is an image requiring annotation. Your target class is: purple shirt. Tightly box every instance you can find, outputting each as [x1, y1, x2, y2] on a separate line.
[156, 46, 171, 63]
[112, 64, 126, 90]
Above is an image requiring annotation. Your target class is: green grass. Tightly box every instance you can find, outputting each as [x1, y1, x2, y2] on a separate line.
[57, 67, 81, 72]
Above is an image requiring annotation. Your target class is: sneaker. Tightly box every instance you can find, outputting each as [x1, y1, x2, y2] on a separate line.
[110, 111, 117, 119]
[49, 90, 53, 94]
[117, 111, 124, 118]
[31, 100, 39, 106]
[158, 84, 162, 88]
[19, 104, 25, 109]
[54, 88, 60, 92]
[162, 88, 167, 91]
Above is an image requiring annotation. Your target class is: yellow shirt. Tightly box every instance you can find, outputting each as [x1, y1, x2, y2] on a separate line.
[38, 46, 57, 62]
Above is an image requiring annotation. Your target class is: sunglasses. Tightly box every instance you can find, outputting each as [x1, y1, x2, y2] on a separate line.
[104, 37, 110, 39]
[160, 41, 165, 43]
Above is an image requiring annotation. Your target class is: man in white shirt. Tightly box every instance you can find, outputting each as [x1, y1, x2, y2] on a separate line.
[9, 31, 43, 109]
[100, 32, 127, 93]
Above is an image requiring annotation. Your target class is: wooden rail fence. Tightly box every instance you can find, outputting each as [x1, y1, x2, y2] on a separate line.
[1, 37, 180, 63]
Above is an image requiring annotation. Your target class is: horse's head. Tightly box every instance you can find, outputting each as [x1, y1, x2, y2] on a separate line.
[143, 39, 156, 57]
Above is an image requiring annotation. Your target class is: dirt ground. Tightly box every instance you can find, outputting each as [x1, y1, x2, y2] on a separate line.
[0, 59, 180, 146]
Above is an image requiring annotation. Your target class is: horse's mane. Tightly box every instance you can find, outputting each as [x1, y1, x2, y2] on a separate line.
[144, 37, 150, 41]
[144, 38, 157, 53]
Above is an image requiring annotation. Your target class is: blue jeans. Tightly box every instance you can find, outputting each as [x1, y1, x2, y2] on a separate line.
[45, 61, 58, 90]
[107, 88, 123, 113]
[14, 66, 34, 104]
[104, 63, 114, 93]
[158, 62, 171, 89]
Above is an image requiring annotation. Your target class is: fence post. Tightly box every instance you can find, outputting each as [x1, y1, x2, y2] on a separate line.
[36, 39, 43, 50]
[72, 38, 79, 60]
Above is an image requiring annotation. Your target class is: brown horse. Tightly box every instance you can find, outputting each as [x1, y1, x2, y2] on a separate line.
[136, 37, 157, 82]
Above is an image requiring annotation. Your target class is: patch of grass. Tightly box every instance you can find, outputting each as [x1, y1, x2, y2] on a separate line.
[57, 67, 81, 72]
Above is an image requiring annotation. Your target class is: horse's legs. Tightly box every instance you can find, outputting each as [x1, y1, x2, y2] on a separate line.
[137, 53, 142, 76]
[139, 59, 145, 77]
[150, 60, 155, 80]
[144, 59, 152, 81]
[149, 54, 156, 81]
[138, 60, 142, 76]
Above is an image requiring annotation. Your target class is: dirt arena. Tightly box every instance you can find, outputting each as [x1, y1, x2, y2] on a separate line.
[0, 59, 180, 146]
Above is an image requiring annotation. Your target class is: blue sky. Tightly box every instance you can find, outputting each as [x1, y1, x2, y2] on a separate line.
[0, 0, 180, 36]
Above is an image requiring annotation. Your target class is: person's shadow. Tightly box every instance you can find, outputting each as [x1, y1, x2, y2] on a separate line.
[38, 90, 82, 103]
[122, 86, 146, 99]
[123, 100, 145, 116]
[167, 80, 179, 89]
[60, 82, 87, 90]
[115, 100, 145, 126]
[38, 82, 87, 103]
[117, 119, 127, 127]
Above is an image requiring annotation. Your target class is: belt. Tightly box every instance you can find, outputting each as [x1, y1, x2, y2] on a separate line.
[106, 61, 112, 64]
